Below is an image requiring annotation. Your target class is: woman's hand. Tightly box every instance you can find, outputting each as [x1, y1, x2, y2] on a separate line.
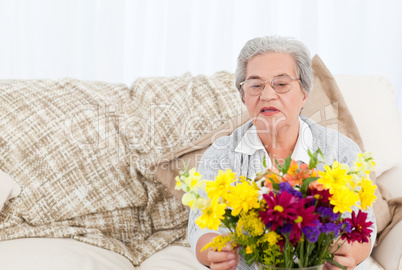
[206, 243, 239, 270]
[324, 242, 356, 270]
[196, 233, 239, 270]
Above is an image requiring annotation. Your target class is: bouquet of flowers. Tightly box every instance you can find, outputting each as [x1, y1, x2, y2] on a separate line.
[175, 149, 377, 269]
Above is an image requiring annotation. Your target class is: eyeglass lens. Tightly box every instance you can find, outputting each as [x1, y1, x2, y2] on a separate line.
[243, 77, 294, 95]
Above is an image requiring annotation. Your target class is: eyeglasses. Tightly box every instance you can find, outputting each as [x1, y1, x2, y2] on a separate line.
[240, 76, 300, 95]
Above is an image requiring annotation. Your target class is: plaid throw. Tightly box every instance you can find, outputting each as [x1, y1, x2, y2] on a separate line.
[0, 72, 243, 266]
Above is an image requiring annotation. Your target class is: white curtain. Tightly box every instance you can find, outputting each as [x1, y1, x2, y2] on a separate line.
[1, 0, 401, 123]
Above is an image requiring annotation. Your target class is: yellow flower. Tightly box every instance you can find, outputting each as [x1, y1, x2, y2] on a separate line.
[245, 245, 253, 254]
[267, 231, 282, 245]
[353, 152, 376, 176]
[318, 161, 352, 189]
[196, 198, 227, 230]
[205, 169, 236, 200]
[181, 192, 196, 207]
[258, 231, 282, 246]
[201, 235, 233, 252]
[236, 211, 265, 237]
[187, 168, 203, 190]
[175, 176, 183, 190]
[287, 159, 299, 176]
[358, 176, 377, 210]
[226, 180, 260, 216]
[175, 168, 204, 192]
[182, 193, 208, 210]
[329, 186, 359, 213]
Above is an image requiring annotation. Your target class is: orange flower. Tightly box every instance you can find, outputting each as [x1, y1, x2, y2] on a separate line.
[309, 180, 325, 191]
[299, 163, 310, 175]
[287, 160, 299, 176]
[264, 167, 282, 189]
[309, 168, 319, 177]
[283, 162, 318, 187]
[283, 174, 303, 187]
[283, 161, 303, 187]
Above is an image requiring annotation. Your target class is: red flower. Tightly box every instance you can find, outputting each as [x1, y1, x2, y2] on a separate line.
[309, 188, 331, 208]
[260, 191, 298, 231]
[289, 199, 320, 242]
[341, 211, 373, 243]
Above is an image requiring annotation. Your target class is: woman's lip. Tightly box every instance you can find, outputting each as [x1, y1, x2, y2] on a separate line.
[260, 107, 280, 116]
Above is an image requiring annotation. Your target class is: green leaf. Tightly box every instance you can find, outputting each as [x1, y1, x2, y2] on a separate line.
[326, 258, 347, 270]
[281, 156, 291, 174]
[183, 161, 188, 172]
[308, 153, 318, 170]
[300, 177, 319, 194]
[266, 177, 280, 190]
[221, 209, 239, 232]
[308, 148, 324, 169]
[275, 158, 282, 171]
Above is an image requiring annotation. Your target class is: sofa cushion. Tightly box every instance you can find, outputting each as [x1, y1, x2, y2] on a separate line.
[334, 74, 402, 177]
[0, 238, 136, 270]
[140, 246, 209, 270]
[372, 220, 402, 270]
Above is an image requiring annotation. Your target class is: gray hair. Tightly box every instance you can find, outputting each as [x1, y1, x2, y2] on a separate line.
[235, 36, 313, 99]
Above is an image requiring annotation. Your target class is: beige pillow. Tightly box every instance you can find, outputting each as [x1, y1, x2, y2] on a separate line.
[302, 55, 364, 151]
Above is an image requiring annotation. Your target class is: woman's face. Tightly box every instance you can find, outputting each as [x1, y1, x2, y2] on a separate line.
[243, 53, 307, 134]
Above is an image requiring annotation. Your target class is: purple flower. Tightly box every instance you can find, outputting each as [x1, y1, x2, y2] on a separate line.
[320, 222, 341, 237]
[302, 224, 321, 242]
[279, 223, 293, 234]
[279, 182, 303, 199]
[341, 221, 352, 234]
[317, 206, 340, 221]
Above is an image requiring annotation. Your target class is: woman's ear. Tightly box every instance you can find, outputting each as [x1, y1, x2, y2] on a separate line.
[301, 90, 308, 107]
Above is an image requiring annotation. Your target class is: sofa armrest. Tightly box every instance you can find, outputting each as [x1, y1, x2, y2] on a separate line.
[372, 220, 402, 270]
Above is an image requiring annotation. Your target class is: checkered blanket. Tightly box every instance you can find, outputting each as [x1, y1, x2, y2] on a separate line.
[0, 72, 242, 266]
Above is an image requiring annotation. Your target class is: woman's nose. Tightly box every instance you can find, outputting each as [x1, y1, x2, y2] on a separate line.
[259, 82, 277, 100]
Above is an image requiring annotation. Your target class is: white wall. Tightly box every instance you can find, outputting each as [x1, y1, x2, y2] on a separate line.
[1, 0, 401, 125]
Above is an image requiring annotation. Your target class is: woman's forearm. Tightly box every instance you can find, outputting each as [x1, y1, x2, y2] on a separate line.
[351, 239, 372, 266]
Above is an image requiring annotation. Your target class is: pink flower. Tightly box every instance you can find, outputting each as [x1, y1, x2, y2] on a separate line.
[341, 211, 373, 243]
[288, 199, 320, 242]
[309, 188, 331, 208]
[260, 191, 298, 231]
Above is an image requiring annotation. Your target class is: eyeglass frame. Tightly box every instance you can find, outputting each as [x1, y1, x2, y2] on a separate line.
[239, 76, 301, 95]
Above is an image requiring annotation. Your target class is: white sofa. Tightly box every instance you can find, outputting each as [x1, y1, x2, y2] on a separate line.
[0, 72, 400, 270]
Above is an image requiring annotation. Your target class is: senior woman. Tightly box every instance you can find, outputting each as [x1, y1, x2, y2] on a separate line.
[188, 36, 376, 270]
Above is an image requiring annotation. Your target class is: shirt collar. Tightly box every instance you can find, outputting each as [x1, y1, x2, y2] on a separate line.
[235, 117, 313, 164]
